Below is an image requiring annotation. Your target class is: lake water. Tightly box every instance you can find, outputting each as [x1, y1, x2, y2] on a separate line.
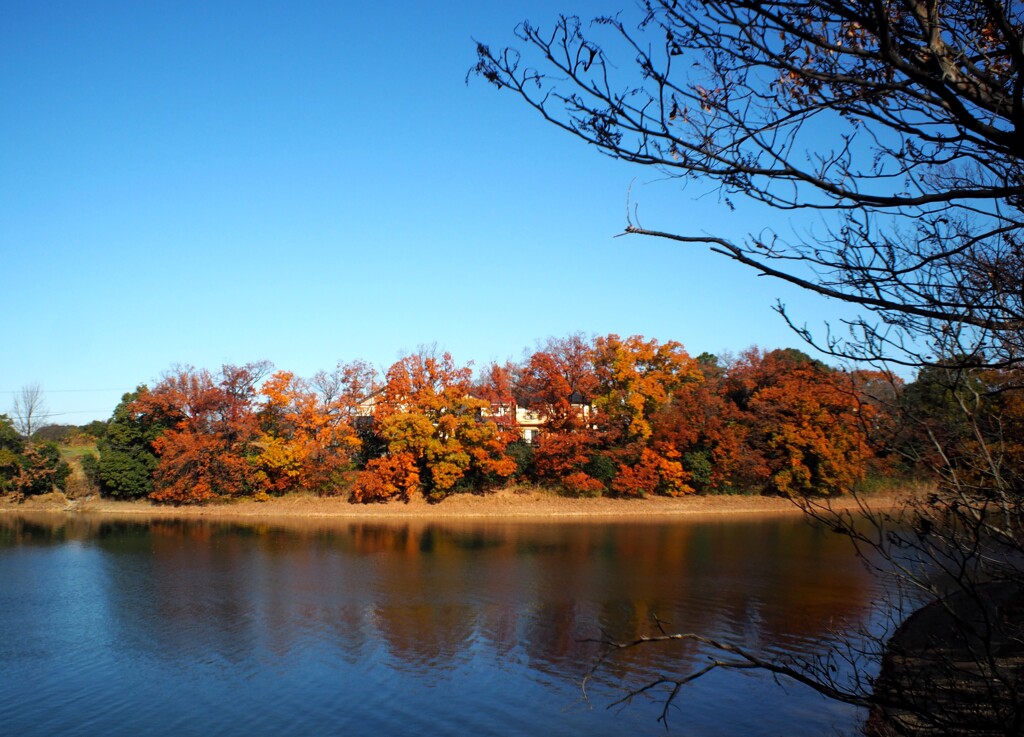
[0, 513, 888, 736]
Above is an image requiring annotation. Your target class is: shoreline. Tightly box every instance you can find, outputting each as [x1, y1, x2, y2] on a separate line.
[0, 486, 909, 524]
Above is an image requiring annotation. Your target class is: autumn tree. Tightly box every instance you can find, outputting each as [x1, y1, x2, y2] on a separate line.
[353, 350, 515, 502]
[517, 334, 709, 496]
[517, 333, 598, 433]
[976, 369, 1024, 492]
[591, 334, 701, 444]
[530, 430, 604, 494]
[473, 360, 520, 429]
[476, 1, 1024, 732]
[513, 335, 601, 491]
[650, 355, 756, 493]
[254, 369, 362, 495]
[899, 364, 1024, 493]
[133, 363, 270, 504]
[590, 335, 703, 496]
[724, 348, 875, 496]
[0, 414, 70, 499]
[310, 359, 380, 424]
[11, 443, 70, 497]
[473, 360, 535, 478]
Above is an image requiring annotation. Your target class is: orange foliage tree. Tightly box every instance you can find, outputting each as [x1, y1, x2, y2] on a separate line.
[531, 431, 598, 484]
[254, 369, 363, 495]
[471, 360, 526, 473]
[609, 446, 691, 497]
[976, 369, 1024, 492]
[724, 349, 875, 496]
[353, 350, 515, 502]
[592, 334, 702, 444]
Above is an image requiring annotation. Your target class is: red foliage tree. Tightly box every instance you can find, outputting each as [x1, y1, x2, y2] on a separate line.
[532, 431, 597, 483]
[134, 363, 269, 504]
[651, 359, 762, 494]
[473, 360, 520, 433]
[518, 334, 598, 433]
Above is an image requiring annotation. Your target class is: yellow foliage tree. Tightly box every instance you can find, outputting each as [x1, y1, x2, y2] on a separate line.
[353, 350, 514, 502]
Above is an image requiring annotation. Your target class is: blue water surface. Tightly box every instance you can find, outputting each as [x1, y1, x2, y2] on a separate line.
[0, 515, 886, 736]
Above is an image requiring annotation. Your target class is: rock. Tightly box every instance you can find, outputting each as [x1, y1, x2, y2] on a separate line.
[868, 580, 1024, 736]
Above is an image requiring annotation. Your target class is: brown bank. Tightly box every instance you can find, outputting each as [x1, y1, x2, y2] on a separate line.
[0, 486, 906, 523]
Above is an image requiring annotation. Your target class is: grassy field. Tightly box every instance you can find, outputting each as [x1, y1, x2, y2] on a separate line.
[56, 441, 98, 498]
[58, 442, 98, 460]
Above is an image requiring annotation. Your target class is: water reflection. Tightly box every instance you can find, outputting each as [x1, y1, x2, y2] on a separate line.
[0, 513, 882, 736]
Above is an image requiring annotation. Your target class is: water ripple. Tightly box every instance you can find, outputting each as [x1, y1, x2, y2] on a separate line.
[0, 516, 883, 737]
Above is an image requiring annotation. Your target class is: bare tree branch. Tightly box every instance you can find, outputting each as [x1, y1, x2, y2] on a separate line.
[476, 2, 1024, 733]
[10, 383, 48, 438]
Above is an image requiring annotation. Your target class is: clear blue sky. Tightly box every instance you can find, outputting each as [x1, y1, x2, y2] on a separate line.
[1, 1, 855, 424]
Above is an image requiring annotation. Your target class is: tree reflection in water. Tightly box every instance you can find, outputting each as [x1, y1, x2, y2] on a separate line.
[0, 513, 881, 735]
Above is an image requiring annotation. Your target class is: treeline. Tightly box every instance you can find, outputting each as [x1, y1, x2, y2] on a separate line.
[77, 334, 898, 505]
[11, 333, 1010, 505]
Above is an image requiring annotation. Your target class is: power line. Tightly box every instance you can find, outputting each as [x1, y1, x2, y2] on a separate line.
[42, 410, 114, 417]
[0, 388, 132, 394]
